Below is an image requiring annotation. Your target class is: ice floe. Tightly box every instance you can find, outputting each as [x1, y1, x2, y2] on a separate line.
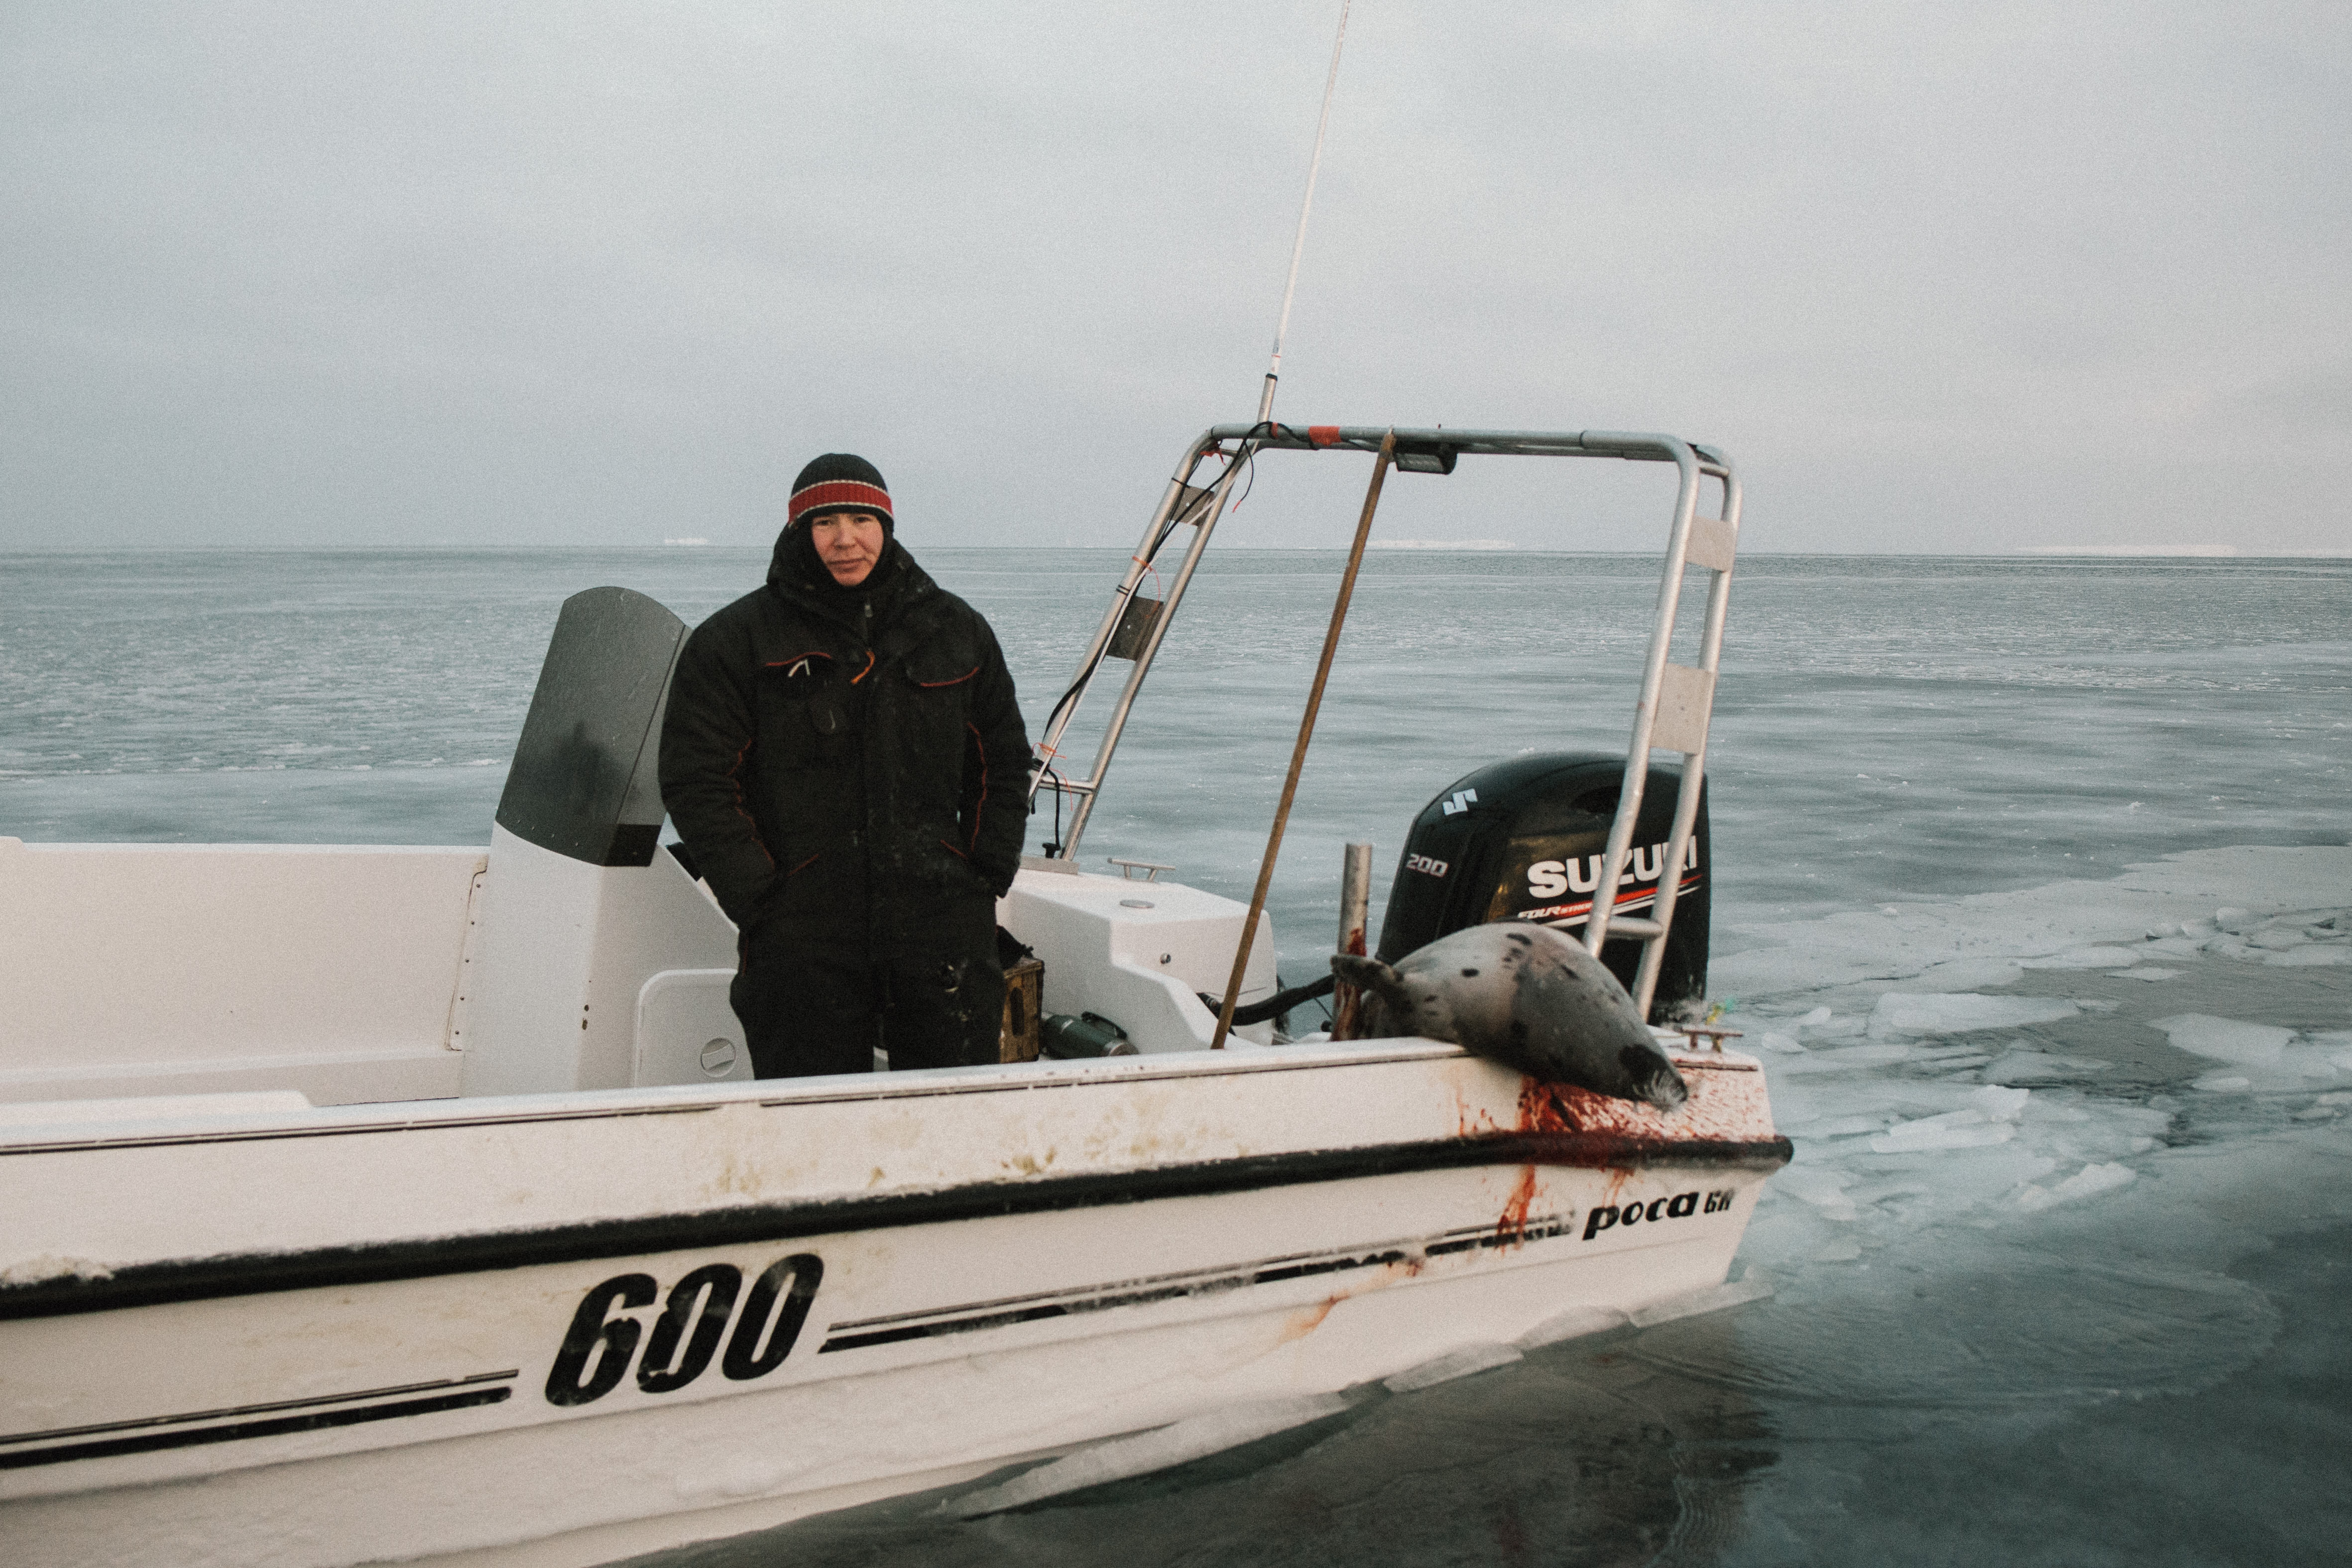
[1984, 1048, 2116, 1084]
[2015, 1162, 2138, 1210]
[1714, 845, 2352, 997]
[1382, 1341, 1524, 1393]
[1869, 993, 2078, 1036]
[1908, 958, 2028, 990]
[2151, 1014, 2292, 1066]
[1866, 1086, 2030, 1153]
[1515, 1303, 1628, 1349]
[1710, 845, 2351, 1303]
[952, 1393, 1351, 1515]
[2019, 947, 2143, 969]
[1626, 1275, 1774, 1327]
[2138, 935, 2205, 954]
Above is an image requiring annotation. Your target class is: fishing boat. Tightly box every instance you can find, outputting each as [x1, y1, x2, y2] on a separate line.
[0, 416, 1785, 1568]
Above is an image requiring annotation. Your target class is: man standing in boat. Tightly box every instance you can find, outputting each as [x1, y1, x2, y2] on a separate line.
[659, 454, 1031, 1077]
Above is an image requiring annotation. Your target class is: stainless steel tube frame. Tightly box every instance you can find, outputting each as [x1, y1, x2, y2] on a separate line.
[1625, 459, 1739, 1013]
[1027, 427, 1262, 859]
[1029, 424, 1740, 956]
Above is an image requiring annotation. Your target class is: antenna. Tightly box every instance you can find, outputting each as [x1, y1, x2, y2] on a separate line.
[1258, 0, 1353, 425]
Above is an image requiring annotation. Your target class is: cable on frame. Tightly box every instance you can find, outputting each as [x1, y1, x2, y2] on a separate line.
[1025, 0, 1354, 849]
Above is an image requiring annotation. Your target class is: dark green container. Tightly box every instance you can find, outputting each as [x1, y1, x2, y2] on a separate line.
[1040, 1011, 1137, 1059]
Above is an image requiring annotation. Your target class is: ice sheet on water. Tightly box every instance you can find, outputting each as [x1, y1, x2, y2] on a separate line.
[2268, 946, 2352, 966]
[1807, 1114, 1892, 1138]
[2139, 936, 2206, 956]
[1905, 1044, 1996, 1070]
[1383, 1342, 1523, 1393]
[1776, 1043, 1911, 1074]
[1870, 993, 2079, 1037]
[1515, 1303, 1627, 1349]
[1910, 959, 2028, 990]
[1869, 1119, 2014, 1154]
[1627, 1276, 1773, 1328]
[1971, 1085, 2029, 1118]
[952, 1393, 1351, 1516]
[1712, 846, 2352, 1000]
[1771, 1165, 1858, 1216]
[2150, 1014, 2293, 1066]
[1866, 1086, 2031, 1153]
[2016, 1162, 2138, 1211]
[2161, 1033, 2346, 1092]
[1983, 1049, 2117, 1085]
[2278, 1044, 2346, 1079]
[1719, 848, 2348, 1406]
[2019, 947, 2143, 969]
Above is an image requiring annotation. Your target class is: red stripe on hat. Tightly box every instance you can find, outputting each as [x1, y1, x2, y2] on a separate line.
[789, 480, 893, 524]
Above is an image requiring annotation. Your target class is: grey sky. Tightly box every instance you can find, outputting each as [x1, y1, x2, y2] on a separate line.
[3, 2, 2346, 553]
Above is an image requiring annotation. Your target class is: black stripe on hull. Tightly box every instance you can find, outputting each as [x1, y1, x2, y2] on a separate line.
[0, 1385, 513, 1471]
[0, 1369, 519, 1450]
[0, 1132, 1790, 1323]
[819, 1215, 1578, 1353]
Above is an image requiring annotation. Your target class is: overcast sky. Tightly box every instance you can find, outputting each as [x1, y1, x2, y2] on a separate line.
[3, 2, 2345, 553]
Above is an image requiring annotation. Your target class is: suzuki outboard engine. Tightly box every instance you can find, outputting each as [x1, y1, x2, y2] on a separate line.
[1377, 752, 1708, 1021]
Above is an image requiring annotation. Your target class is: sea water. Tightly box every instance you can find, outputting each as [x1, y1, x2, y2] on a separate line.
[3, 550, 2348, 1565]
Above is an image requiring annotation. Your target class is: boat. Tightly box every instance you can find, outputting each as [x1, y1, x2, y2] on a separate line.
[0, 420, 1787, 1567]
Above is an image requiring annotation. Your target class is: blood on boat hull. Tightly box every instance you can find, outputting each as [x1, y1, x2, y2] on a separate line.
[0, 1044, 1786, 1568]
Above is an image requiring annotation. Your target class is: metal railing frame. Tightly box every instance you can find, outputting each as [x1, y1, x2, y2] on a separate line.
[1025, 422, 1741, 1018]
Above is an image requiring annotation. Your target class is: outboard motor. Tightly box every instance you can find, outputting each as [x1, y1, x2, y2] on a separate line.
[1376, 752, 1708, 1021]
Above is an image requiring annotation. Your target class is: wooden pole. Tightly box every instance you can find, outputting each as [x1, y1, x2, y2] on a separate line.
[1331, 841, 1373, 1038]
[1213, 431, 1396, 1048]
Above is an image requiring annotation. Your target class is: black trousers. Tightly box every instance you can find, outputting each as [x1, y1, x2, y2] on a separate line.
[731, 884, 1003, 1079]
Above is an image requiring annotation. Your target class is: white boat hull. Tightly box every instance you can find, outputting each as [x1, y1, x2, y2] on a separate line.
[2, 1043, 1784, 1567]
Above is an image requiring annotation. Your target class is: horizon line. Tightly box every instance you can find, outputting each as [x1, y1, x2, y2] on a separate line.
[2, 543, 2347, 559]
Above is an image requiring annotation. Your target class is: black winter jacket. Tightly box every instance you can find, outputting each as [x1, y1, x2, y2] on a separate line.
[658, 533, 1031, 937]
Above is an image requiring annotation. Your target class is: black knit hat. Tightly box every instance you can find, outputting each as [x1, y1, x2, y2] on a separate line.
[788, 453, 893, 535]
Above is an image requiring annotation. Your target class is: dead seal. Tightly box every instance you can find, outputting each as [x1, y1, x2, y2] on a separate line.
[1331, 922, 1688, 1111]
